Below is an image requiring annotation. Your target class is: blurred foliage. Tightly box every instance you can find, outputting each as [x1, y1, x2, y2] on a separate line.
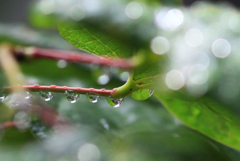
[1, 0, 240, 161]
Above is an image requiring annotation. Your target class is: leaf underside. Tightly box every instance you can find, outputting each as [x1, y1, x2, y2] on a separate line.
[154, 90, 240, 151]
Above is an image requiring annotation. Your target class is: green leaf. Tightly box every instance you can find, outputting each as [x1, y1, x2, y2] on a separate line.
[154, 90, 240, 151]
[58, 23, 133, 58]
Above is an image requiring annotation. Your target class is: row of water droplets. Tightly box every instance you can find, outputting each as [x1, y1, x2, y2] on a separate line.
[39, 90, 124, 108]
[0, 88, 154, 108]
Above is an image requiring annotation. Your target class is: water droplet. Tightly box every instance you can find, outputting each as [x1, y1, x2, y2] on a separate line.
[148, 89, 154, 97]
[131, 89, 153, 100]
[25, 91, 31, 99]
[65, 90, 79, 103]
[106, 97, 124, 108]
[86, 93, 100, 103]
[34, 84, 40, 87]
[39, 91, 53, 101]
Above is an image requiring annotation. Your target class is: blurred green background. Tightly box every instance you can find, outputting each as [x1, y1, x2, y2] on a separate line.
[1, 0, 240, 161]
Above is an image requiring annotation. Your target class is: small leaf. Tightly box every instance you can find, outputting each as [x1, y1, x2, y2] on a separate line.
[155, 90, 240, 151]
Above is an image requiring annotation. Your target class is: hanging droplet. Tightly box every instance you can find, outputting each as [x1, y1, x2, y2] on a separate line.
[131, 89, 154, 100]
[86, 93, 100, 103]
[25, 91, 32, 99]
[39, 91, 53, 101]
[106, 97, 124, 108]
[65, 90, 79, 103]
[148, 89, 154, 97]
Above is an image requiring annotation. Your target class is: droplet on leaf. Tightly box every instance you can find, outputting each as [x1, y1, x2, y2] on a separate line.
[106, 97, 124, 108]
[148, 89, 154, 97]
[65, 90, 79, 103]
[131, 89, 154, 100]
[86, 93, 100, 103]
[39, 91, 53, 101]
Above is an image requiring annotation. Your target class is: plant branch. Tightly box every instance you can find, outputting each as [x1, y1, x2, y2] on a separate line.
[14, 47, 134, 69]
[3, 85, 115, 97]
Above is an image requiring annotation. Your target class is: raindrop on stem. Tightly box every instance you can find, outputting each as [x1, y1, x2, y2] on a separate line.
[39, 91, 54, 101]
[106, 97, 124, 108]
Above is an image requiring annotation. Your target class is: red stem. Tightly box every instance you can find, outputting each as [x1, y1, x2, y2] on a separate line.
[15, 47, 134, 69]
[4, 85, 115, 96]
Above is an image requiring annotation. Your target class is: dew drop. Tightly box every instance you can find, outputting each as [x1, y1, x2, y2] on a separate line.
[148, 89, 154, 97]
[131, 89, 154, 100]
[86, 93, 100, 103]
[106, 97, 124, 108]
[65, 90, 79, 103]
[25, 91, 32, 99]
[39, 91, 53, 101]
[34, 84, 40, 87]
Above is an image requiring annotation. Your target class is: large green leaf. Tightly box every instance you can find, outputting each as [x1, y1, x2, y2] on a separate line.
[154, 90, 240, 151]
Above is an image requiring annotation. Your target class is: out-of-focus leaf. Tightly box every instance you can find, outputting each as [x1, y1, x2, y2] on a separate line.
[155, 90, 240, 151]
[58, 23, 133, 58]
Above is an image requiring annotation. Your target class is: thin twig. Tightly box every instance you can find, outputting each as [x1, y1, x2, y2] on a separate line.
[14, 47, 134, 69]
[3, 85, 115, 97]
